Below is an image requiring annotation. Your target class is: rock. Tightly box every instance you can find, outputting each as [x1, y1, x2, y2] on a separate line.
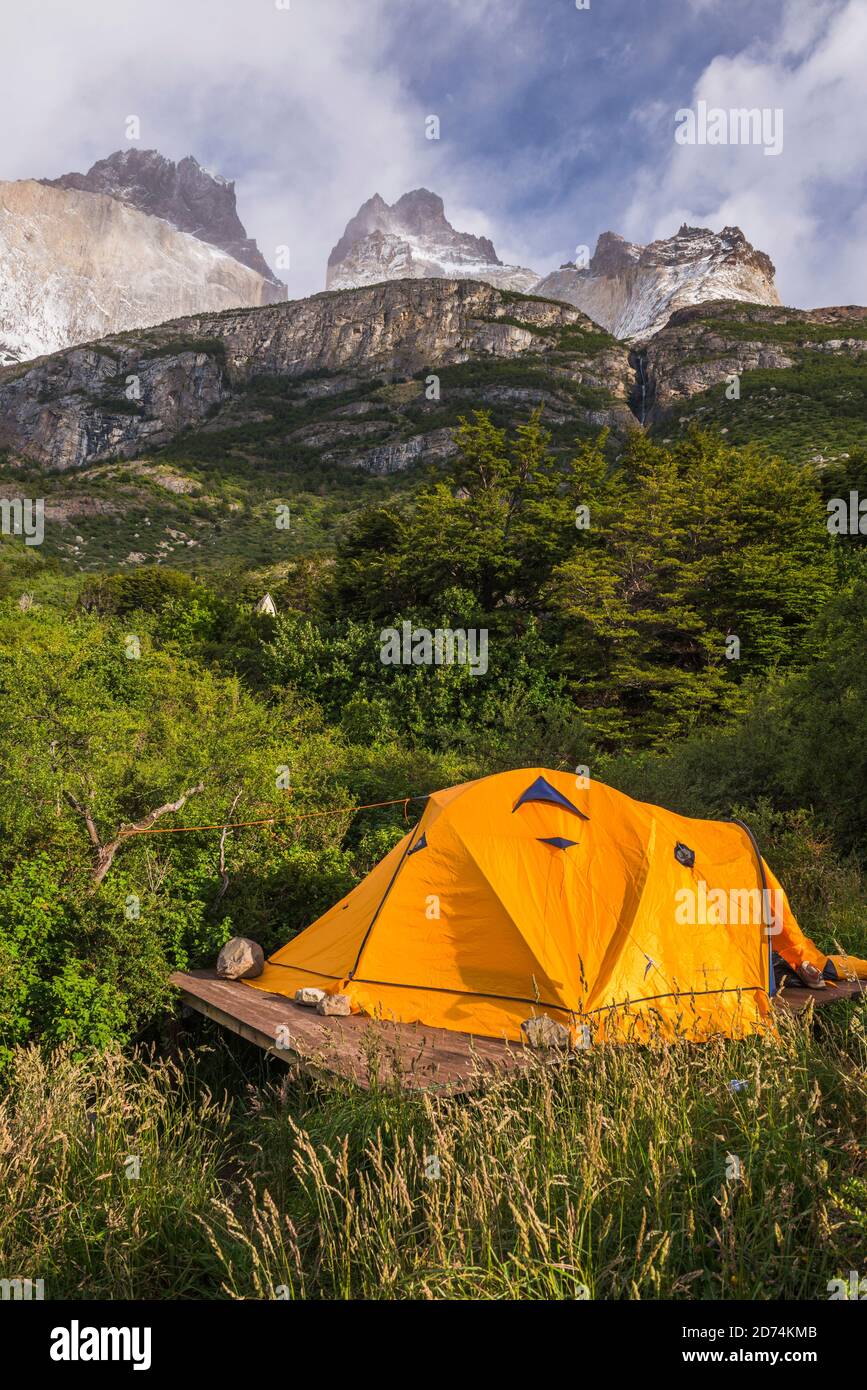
[216, 937, 264, 980]
[326, 188, 539, 293]
[0, 342, 230, 470]
[0, 175, 282, 367]
[345, 428, 458, 476]
[294, 987, 326, 1007]
[535, 224, 779, 341]
[0, 280, 622, 471]
[520, 1014, 572, 1049]
[44, 148, 285, 293]
[637, 301, 867, 425]
[316, 992, 352, 1017]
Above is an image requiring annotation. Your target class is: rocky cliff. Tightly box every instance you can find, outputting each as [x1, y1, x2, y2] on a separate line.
[536, 225, 780, 340]
[640, 298, 867, 425]
[326, 190, 539, 293]
[45, 149, 284, 297]
[4, 283, 865, 574]
[0, 278, 636, 471]
[0, 179, 285, 367]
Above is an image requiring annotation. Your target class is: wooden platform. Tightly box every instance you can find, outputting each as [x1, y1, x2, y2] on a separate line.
[169, 969, 530, 1092]
[169, 969, 865, 1093]
[774, 975, 865, 1013]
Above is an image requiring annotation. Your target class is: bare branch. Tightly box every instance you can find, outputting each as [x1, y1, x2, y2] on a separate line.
[65, 781, 206, 888]
[116, 782, 206, 840]
[215, 789, 243, 906]
[63, 790, 102, 849]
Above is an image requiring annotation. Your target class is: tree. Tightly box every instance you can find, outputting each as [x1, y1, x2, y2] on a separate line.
[547, 430, 834, 745]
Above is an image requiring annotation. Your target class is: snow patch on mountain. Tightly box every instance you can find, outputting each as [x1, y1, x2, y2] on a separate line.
[0, 179, 282, 365]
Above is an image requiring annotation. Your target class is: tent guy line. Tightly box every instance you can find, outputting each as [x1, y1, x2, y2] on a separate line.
[115, 793, 430, 838]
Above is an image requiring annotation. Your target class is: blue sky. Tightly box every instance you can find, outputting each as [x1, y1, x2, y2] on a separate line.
[2, 0, 865, 306]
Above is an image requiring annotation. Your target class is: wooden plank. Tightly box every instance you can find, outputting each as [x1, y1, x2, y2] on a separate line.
[170, 968, 865, 1092]
[773, 976, 865, 1014]
[169, 969, 530, 1093]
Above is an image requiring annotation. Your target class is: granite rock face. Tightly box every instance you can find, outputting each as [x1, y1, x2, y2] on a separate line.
[0, 340, 230, 471]
[44, 149, 285, 296]
[536, 225, 779, 340]
[0, 278, 635, 470]
[639, 300, 867, 422]
[0, 178, 283, 367]
[327, 189, 539, 293]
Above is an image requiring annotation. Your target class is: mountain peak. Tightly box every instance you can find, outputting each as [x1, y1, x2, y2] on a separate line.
[325, 188, 540, 291]
[0, 174, 284, 365]
[590, 231, 642, 277]
[535, 222, 779, 339]
[43, 149, 282, 292]
[391, 187, 447, 224]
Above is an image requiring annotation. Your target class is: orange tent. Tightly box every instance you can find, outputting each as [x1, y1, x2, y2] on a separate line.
[245, 770, 867, 1043]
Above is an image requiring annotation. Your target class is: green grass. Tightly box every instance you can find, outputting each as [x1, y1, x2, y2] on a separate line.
[687, 315, 867, 346]
[2, 1008, 864, 1300]
[139, 337, 227, 361]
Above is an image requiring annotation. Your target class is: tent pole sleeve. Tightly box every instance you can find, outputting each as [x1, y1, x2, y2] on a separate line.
[348, 815, 425, 981]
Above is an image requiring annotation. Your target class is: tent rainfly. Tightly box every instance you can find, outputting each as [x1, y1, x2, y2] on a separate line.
[245, 769, 867, 1043]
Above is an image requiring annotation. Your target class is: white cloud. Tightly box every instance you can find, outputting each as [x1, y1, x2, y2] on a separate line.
[623, 0, 867, 306]
[0, 0, 437, 297]
[1, 0, 864, 307]
[0, 0, 565, 291]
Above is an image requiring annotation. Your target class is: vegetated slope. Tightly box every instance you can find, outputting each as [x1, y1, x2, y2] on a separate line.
[0, 279, 636, 571]
[4, 281, 866, 575]
[643, 300, 867, 467]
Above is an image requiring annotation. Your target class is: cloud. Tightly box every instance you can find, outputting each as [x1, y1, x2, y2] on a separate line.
[0, 0, 433, 297]
[0, 0, 863, 306]
[623, 0, 867, 306]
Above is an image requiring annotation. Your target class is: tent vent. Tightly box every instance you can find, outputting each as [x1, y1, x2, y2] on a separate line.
[537, 836, 579, 850]
[407, 833, 427, 856]
[513, 776, 588, 819]
[674, 841, 695, 868]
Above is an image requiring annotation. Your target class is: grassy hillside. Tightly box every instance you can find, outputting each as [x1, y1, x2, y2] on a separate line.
[647, 302, 867, 468]
[0, 293, 634, 574]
